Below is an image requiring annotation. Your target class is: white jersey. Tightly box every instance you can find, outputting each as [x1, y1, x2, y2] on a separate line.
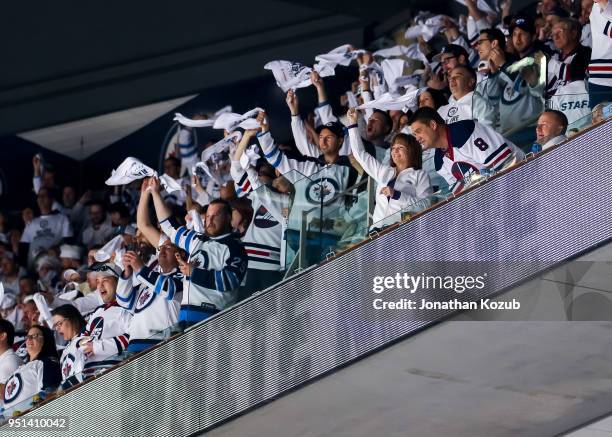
[20, 212, 73, 263]
[116, 266, 182, 342]
[588, 1, 612, 87]
[437, 91, 495, 126]
[3, 361, 44, 410]
[160, 218, 248, 318]
[59, 337, 87, 387]
[434, 120, 523, 194]
[348, 126, 433, 227]
[495, 52, 547, 133]
[258, 130, 365, 233]
[231, 161, 287, 271]
[82, 302, 132, 374]
[546, 80, 591, 125]
[0, 349, 22, 386]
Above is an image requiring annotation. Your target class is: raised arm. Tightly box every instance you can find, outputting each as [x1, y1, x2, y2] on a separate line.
[287, 91, 320, 157]
[137, 178, 162, 247]
[346, 108, 392, 184]
[149, 177, 173, 222]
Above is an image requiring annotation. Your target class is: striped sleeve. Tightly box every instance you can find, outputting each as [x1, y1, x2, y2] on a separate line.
[190, 240, 247, 292]
[159, 216, 205, 255]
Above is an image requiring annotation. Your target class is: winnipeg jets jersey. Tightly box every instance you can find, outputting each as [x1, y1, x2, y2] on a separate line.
[499, 52, 546, 132]
[116, 266, 182, 341]
[82, 302, 132, 375]
[59, 337, 87, 387]
[437, 91, 495, 126]
[159, 218, 248, 318]
[588, 1, 612, 87]
[257, 130, 364, 232]
[3, 361, 44, 410]
[434, 120, 523, 194]
[231, 162, 287, 271]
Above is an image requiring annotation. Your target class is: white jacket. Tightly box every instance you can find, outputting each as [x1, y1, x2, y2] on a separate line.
[348, 126, 433, 227]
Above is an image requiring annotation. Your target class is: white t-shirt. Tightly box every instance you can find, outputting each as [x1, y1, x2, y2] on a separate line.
[0, 349, 22, 385]
[20, 213, 73, 262]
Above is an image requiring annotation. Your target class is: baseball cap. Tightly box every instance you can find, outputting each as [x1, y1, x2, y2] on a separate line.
[87, 262, 121, 279]
[509, 16, 536, 35]
[315, 121, 345, 138]
[60, 244, 81, 260]
[432, 44, 470, 63]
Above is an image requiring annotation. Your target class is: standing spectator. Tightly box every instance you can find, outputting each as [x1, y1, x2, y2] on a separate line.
[587, 0, 612, 107]
[546, 18, 592, 124]
[150, 179, 248, 325]
[347, 108, 433, 227]
[19, 187, 73, 266]
[81, 200, 113, 249]
[409, 107, 523, 194]
[438, 65, 496, 126]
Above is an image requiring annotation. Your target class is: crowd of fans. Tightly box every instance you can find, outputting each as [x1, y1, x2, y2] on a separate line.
[0, 0, 611, 416]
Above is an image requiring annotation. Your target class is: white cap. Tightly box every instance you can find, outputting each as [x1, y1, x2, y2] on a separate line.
[63, 268, 80, 282]
[60, 244, 81, 260]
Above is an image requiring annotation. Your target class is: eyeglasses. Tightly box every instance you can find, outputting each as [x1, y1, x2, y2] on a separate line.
[25, 333, 43, 341]
[441, 56, 456, 65]
[52, 318, 67, 330]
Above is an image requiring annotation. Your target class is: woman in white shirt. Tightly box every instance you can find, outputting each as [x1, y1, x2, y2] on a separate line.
[346, 108, 433, 228]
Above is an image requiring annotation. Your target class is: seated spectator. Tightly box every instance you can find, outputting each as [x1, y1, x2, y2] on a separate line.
[0, 319, 21, 398]
[347, 108, 433, 227]
[51, 304, 88, 387]
[438, 65, 495, 126]
[534, 110, 569, 150]
[19, 187, 73, 266]
[81, 200, 113, 249]
[3, 325, 61, 411]
[409, 107, 523, 194]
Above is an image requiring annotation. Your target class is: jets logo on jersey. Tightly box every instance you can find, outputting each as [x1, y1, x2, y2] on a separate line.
[4, 373, 23, 403]
[39, 219, 48, 229]
[62, 354, 75, 378]
[451, 162, 479, 181]
[253, 205, 278, 229]
[305, 178, 339, 205]
[448, 107, 458, 117]
[89, 316, 104, 339]
[135, 288, 156, 313]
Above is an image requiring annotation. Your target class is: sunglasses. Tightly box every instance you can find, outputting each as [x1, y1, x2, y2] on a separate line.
[25, 333, 43, 341]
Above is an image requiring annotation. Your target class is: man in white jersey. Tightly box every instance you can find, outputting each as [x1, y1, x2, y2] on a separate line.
[438, 65, 495, 126]
[588, 0, 612, 106]
[409, 107, 523, 194]
[19, 188, 73, 267]
[0, 320, 21, 400]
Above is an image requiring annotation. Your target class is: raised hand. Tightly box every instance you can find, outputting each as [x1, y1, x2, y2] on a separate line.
[286, 90, 299, 116]
[346, 107, 359, 125]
